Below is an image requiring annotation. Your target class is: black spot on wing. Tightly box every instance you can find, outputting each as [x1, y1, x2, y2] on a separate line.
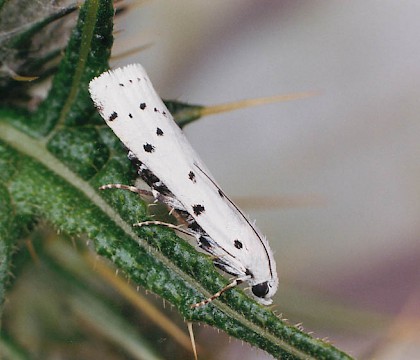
[156, 127, 164, 136]
[138, 163, 159, 184]
[129, 79, 133, 83]
[192, 204, 205, 216]
[135, 161, 171, 196]
[153, 181, 170, 195]
[128, 113, 133, 118]
[234, 240, 243, 249]
[188, 221, 203, 233]
[140, 103, 146, 110]
[143, 143, 155, 153]
[127, 151, 141, 166]
[199, 236, 211, 250]
[119, 83, 124, 87]
[218, 189, 224, 198]
[188, 171, 196, 183]
[109, 111, 118, 121]
[154, 107, 159, 113]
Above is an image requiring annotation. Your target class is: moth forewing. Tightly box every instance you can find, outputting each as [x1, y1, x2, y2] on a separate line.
[89, 63, 278, 306]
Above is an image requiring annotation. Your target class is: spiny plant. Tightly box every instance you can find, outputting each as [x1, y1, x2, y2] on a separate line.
[0, 1, 353, 359]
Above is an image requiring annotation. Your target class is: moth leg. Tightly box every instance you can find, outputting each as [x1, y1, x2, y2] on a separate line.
[133, 220, 196, 237]
[99, 184, 185, 211]
[100, 183, 192, 228]
[99, 183, 154, 197]
[190, 275, 250, 308]
[170, 209, 191, 227]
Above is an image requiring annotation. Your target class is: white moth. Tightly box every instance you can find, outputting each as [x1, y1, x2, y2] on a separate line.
[89, 64, 278, 306]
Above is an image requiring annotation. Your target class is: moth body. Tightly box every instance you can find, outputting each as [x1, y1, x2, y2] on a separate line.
[89, 64, 279, 305]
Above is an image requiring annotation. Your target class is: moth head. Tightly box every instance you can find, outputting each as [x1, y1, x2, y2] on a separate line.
[251, 280, 277, 305]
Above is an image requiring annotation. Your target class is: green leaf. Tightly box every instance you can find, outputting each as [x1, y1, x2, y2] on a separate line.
[164, 100, 203, 129]
[0, 1, 353, 358]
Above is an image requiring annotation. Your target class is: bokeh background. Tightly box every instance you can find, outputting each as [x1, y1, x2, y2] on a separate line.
[112, 1, 420, 358]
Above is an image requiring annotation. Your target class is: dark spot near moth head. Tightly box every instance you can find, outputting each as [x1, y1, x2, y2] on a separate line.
[192, 204, 205, 216]
[218, 189, 224, 198]
[109, 111, 118, 121]
[119, 83, 124, 87]
[245, 269, 253, 277]
[188, 171, 196, 183]
[143, 143, 155, 153]
[140, 103, 146, 110]
[234, 240, 243, 249]
[128, 113, 133, 118]
[154, 107, 159, 112]
[252, 282, 269, 298]
[156, 127, 164, 136]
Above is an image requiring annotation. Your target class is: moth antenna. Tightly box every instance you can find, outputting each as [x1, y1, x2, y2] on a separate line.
[133, 220, 195, 237]
[187, 322, 198, 360]
[99, 183, 153, 197]
[191, 278, 244, 308]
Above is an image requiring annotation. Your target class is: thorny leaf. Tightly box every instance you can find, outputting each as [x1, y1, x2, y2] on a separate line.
[0, 1, 353, 359]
